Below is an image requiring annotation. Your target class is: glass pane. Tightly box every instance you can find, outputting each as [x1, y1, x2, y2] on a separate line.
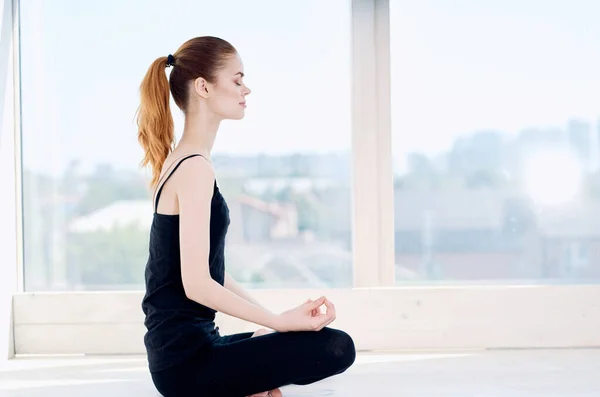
[20, 0, 352, 291]
[391, 0, 600, 284]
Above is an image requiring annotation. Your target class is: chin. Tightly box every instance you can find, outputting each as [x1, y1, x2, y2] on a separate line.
[216, 108, 245, 121]
[230, 111, 245, 120]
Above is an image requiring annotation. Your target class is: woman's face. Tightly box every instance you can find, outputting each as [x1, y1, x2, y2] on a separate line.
[204, 53, 251, 120]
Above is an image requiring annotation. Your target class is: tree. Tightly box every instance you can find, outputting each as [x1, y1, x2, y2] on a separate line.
[67, 224, 149, 288]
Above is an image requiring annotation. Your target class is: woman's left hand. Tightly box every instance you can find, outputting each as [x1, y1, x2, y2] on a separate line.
[251, 328, 273, 338]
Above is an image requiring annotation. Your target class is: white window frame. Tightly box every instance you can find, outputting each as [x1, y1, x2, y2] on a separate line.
[4, 0, 600, 357]
[351, 0, 395, 287]
[0, 0, 18, 360]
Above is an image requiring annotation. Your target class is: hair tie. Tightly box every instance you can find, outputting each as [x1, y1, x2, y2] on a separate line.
[166, 54, 175, 68]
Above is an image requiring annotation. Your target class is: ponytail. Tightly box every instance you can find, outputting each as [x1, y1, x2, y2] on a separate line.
[136, 56, 175, 189]
[136, 37, 238, 189]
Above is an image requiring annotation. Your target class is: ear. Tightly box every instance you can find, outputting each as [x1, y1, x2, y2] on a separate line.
[193, 77, 210, 99]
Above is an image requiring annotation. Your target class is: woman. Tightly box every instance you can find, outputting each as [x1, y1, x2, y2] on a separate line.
[138, 36, 356, 397]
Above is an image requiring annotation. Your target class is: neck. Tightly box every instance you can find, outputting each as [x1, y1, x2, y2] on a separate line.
[178, 110, 221, 159]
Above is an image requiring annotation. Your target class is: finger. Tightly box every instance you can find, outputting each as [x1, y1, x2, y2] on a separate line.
[321, 312, 337, 329]
[306, 299, 317, 316]
[311, 312, 333, 330]
[324, 299, 337, 325]
[324, 298, 336, 318]
[251, 328, 264, 338]
[307, 296, 326, 310]
[315, 300, 336, 330]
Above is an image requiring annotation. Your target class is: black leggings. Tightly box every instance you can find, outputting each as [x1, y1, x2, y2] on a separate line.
[151, 327, 356, 397]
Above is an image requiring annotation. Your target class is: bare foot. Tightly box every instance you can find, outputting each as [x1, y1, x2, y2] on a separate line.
[247, 388, 282, 397]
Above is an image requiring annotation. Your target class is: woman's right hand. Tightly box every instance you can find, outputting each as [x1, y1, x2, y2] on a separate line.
[273, 296, 336, 332]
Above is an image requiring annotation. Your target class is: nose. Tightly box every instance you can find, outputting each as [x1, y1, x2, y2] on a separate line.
[244, 86, 251, 96]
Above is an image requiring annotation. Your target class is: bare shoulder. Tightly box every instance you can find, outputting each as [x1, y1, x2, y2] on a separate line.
[170, 155, 215, 207]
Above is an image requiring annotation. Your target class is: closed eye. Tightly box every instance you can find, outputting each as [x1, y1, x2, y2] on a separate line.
[235, 72, 245, 86]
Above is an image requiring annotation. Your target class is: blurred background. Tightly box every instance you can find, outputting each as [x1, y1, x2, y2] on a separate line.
[14, 0, 600, 293]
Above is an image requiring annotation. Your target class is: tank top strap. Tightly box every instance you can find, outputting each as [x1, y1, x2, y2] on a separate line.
[153, 153, 208, 213]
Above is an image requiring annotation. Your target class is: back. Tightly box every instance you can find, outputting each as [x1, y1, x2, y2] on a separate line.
[141, 154, 230, 373]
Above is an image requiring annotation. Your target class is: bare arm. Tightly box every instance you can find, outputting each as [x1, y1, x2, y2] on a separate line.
[175, 158, 280, 330]
[224, 272, 271, 313]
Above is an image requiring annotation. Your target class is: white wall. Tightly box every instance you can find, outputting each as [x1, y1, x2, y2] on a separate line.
[12, 286, 600, 355]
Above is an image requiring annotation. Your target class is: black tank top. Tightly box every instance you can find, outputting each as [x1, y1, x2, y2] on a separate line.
[141, 154, 230, 373]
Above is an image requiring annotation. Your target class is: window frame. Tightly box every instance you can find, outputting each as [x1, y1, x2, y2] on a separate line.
[1, 0, 19, 360]
[4, 0, 600, 357]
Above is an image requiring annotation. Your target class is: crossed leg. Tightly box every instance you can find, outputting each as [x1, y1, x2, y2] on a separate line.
[153, 327, 356, 397]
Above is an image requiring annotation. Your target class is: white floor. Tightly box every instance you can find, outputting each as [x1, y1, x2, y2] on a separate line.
[1, 349, 600, 396]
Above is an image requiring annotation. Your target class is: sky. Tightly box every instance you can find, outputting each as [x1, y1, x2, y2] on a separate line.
[16, 0, 600, 176]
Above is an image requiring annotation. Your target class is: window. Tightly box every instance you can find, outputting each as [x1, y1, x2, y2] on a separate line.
[390, 0, 600, 284]
[19, 0, 352, 291]
[10, 0, 600, 356]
